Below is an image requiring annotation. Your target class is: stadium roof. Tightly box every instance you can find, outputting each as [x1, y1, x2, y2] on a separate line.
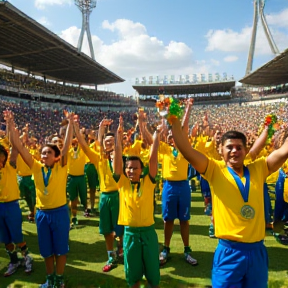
[240, 48, 288, 86]
[0, 1, 124, 85]
[133, 80, 236, 95]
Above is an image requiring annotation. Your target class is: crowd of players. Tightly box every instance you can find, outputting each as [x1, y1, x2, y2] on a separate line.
[0, 95, 288, 288]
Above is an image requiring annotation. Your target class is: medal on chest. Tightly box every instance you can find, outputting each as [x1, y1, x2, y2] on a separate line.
[41, 167, 52, 195]
[228, 166, 255, 220]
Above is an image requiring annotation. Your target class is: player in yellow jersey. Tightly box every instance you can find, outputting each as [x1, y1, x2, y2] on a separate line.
[0, 143, 33, 277]
[171, 117, 288, 288]
[17, 131, 40, 223]
[158, 99, 198, 266]
[113, 115, 160, 288]
[6, 110, 74, 288]
[67, 139, 88, 227]
[73, 118, 124, 272]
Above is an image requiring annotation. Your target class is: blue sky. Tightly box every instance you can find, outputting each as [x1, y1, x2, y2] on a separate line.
[7, 0, 288, 95]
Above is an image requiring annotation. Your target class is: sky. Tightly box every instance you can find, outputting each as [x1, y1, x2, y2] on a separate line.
[7, 0, 288, 95]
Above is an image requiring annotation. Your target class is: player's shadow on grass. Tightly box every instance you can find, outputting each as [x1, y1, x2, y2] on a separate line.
[266, 246, 288, 272]
[68, 238, 107, 264]
[160, 250, 213, 280]
[160, 274, 212, 288]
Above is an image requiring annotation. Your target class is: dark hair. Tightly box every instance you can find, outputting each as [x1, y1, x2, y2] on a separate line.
[42, 144, 61, 158]
[104, 132, 115, 139]
[0, 144, 8, 166]
[221, 131, 247, 147]
[123, 156, 144, 176]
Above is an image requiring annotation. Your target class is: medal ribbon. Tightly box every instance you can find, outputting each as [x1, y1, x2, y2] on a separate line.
[41, 167, 52, 187]
[172, 147, 178, 158]
[227, 166, 250, 202]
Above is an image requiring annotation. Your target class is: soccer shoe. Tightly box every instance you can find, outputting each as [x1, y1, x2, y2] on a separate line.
[83, 208, 92, 217]
[159, 247, 170, 266]
[24, 254, 33, 273]
[102, 257, 118, 272]
[184, 247, 198, 266]
[70, 217, 78, 229]
[39, 275, 54, 288]
[28, 212, 35, 223]
[4, 262, 20, 277]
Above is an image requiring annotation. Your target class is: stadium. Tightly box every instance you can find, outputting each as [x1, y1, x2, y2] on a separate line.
[0, 0, 288, 288]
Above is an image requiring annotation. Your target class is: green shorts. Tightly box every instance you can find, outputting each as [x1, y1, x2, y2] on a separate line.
[19, 175, 36, 207]
[84, 163, 99, 190]
[99, 191, 121, 235]
[124, 225, 160, 287]
[67, 174, 87, 205]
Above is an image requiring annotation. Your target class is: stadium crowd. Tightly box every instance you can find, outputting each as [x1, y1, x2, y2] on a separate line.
[1, 95, 288, 288]
[0, 69, 136, 104]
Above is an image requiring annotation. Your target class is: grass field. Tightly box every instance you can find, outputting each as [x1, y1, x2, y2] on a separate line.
[0, 192, 288, 288]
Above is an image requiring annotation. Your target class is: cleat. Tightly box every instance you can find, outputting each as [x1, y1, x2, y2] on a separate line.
[4, 262, 20, 277]
[184, 247, 198, 266]
[159, 247, 170, 266]
[102, 257, 118, 272]
[24, 254, 33, 273]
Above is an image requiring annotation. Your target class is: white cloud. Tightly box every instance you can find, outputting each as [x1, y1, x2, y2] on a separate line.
[35, 0, 72, 10]
[59, 19, 221, 94]
[224, 55, 238, 62]
[37, 16, 51, 27]
[266, 8, 288, 28]
[59, 19, 219, 79]
[205, 8, 288, 56]
[205, 25, 288, 55]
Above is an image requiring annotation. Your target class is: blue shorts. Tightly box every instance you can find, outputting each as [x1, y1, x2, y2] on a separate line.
[212, 239, 268, 288]
[162, 180, 191, 221]
[36, 205, 70, 258]
[0, 201, 23, 244]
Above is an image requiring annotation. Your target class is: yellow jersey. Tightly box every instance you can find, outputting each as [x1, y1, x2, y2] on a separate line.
[31, 160, 68, 209]
[117, 174, 156, 227]
[204, 157, 269, 243]
[0, 162, 20, 202]
[84, 148, 118, 192]
[68, 146, 86, 176]
[159, 142, 189, 181]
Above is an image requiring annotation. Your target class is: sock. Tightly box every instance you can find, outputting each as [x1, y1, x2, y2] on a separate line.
[107, 250, 115, 259]
[46, 274, 55, 284]
[163, 246, 170, 253]
[55, 274, 64, 285]
[5, 244, 18, 264]
[184, 246, 191, 254]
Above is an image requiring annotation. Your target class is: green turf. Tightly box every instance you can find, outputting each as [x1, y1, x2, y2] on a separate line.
[0, 192, 287, 288]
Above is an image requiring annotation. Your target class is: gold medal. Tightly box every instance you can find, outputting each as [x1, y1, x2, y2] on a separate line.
[240, 205, 255, 220]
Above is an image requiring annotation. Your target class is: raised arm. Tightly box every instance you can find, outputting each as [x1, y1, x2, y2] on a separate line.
[181, 98, 193, 134]
[171, 118, 208, 174]
[61, 111, 75, 157]
[4, 111, 34, 169]
[113, 116, 123, 176]
[149, 126, 161, 178]
[267, 137, 288, 174]
[248, 126, 268, 161]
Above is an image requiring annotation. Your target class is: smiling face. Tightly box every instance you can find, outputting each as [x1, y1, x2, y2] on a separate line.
[51, 136, 63, 150]
[125, 159, 142, 182]
[41, 146, 57, 167]
[221, 138, 247, 171]
[104, 135, 115, 152]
